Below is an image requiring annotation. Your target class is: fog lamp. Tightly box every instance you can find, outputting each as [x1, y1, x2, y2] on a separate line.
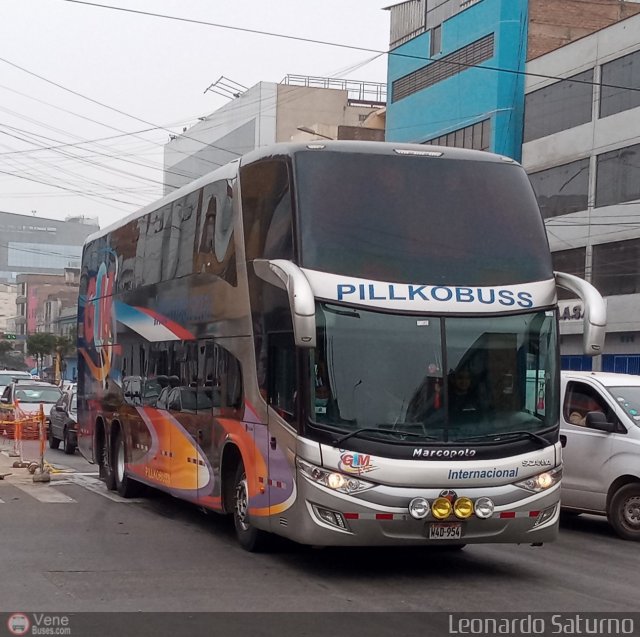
[314, 506, 347, 529]
[431, 497, 452, 520]
[534, 505, 557, 527]
[453, 497, 474, 519]
[474, 497, 495, 519]
[408, 497, 430, 520]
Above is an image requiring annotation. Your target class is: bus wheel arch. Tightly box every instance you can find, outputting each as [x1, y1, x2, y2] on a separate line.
[221, 442, 269, 552]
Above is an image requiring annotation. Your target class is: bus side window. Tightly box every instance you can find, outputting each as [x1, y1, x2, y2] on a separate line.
[201, 341, 243, 414]
[197, 180, 237, 285]
[241, 159, 293, 261]
[268, 332, 296, 424]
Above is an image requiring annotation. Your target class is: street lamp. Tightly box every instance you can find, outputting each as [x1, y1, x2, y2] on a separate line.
[296, 126, 334, 140]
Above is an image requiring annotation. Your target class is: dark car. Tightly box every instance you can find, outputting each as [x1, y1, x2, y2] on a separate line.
[49, 386, 77, 454]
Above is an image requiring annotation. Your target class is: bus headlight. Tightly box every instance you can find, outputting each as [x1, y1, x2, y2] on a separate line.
[408, 497, 430, 520]
[297, 458, 374, 495]
[515, 466, 562, 493]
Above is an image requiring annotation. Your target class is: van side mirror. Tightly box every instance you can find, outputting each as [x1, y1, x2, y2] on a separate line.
[560, 434, 567, 448]
[585, 411, 616, 433]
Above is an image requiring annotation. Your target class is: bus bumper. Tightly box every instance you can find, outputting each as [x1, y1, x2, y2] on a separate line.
[270, 478, 560, 547]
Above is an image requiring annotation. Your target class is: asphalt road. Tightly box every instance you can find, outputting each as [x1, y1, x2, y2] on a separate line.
[0, 446, 637, 615]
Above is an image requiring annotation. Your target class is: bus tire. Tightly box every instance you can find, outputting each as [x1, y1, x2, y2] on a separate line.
[113, 429, 144, 498]
[233, 463, 268, 552]
[98, 426, 116, 491]
[608, 483, 640, 541]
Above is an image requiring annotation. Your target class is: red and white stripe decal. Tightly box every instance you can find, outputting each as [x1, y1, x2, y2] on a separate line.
[341, 510, 542, 521]
[258, 476, 287, 489]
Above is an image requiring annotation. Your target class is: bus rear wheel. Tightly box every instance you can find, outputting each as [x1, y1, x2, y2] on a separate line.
[233, 463, 268, 552]
[113, 430, 144, 498]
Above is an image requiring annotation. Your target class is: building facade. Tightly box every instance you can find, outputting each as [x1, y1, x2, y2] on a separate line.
[0, 283, 17, 332]
[0, 212, 97, 282]
[384, 0, 640, 161]
[522, 12, 640, 374]
[15, 269, 80, 355]
[385, 0, 529, 160]
[163, 77, 386, 192]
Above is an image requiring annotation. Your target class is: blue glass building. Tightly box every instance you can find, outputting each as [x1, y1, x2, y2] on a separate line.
[385, 0, 528, 161]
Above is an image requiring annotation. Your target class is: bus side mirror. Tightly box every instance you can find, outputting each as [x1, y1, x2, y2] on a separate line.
[254, 259, 316, 348]
[554, 271, 606, 356]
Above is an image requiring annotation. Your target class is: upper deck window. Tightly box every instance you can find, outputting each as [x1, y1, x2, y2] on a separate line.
[294, 151, 552, 286]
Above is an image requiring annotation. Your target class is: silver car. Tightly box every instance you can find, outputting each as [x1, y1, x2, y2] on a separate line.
[560, 371, 640, 541]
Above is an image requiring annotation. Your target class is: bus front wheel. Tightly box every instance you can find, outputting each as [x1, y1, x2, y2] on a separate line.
[233, 463, 268, 552]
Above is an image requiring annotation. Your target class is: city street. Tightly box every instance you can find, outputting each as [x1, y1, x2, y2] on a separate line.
[0, 447, 637, 614]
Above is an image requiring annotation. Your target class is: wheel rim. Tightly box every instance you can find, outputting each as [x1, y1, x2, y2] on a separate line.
[621, 495, 640, 530]
[235, 475, 250, 532]
[116, 437, 125, 483]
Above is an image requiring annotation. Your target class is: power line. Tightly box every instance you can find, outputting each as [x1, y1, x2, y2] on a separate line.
[0, 56, 240, 173]
[57, 0, 640, 95]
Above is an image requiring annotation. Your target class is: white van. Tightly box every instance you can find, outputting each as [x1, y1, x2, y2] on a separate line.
[0, 370, 32, 393]
[560, 370, 640, 541]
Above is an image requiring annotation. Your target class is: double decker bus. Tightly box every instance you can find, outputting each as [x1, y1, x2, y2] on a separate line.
[77, 141, 606, 551]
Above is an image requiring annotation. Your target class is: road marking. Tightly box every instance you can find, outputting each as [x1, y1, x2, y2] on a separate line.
[54, 473, 145, 503]
[13, 483, 76, 503]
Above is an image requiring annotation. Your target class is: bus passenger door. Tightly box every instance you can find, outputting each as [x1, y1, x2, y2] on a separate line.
[265, 331, 298, 521]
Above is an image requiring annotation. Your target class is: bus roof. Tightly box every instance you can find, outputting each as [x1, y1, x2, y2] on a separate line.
[85, 141, 518, 245]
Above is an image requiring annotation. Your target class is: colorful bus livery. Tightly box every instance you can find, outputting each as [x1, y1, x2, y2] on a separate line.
[77, 141, 605, 551]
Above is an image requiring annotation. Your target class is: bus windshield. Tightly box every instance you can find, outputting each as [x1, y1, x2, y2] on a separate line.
[295, 151, 552, 286]
[309, 304, 558, 444]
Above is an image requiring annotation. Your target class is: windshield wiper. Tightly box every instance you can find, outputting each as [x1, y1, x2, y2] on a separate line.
[333, 426, 438, 446]
[457, 430, 550, 446]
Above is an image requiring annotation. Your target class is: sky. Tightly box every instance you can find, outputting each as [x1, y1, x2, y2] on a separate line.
[0, 0, 392, 228]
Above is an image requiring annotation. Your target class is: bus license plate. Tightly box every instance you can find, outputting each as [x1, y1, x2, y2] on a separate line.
[428, 523, 462, 540]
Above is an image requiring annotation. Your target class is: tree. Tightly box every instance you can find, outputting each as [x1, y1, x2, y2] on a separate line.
[55, 335, 76, 383]
[0, 340, 27, 370]
[27, 333, 58, 376]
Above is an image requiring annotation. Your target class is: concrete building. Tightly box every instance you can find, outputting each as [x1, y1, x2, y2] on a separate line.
[0, 283, 17, 332]
[163, 76, 386, 192]
[0, 212, 98, 282]
[522, 12, 640, 374]
[15, 269, 80, 355]
[384, 0, 640, 160]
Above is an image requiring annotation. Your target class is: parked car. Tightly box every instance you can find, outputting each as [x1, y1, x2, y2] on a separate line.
[0, 380, 62, 440]
[49, 385, 77, 454]
[560, 370, 640, 541]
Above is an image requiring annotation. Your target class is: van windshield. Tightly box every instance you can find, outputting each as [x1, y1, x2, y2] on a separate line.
[607, 386, 640, 425]
[0, 373, 30, 386]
